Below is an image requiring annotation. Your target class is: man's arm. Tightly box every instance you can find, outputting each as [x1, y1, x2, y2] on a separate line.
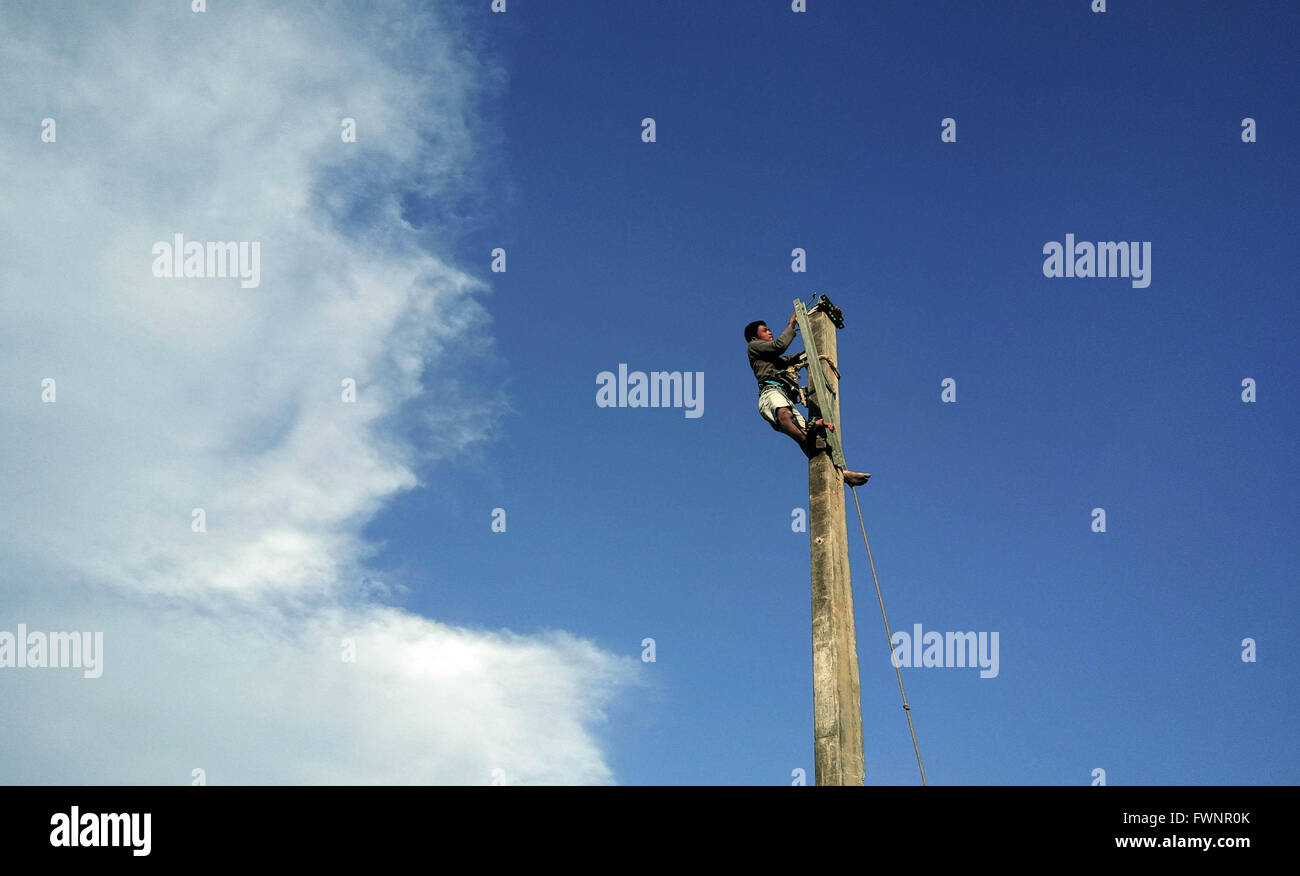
[780, 349, 808, 368]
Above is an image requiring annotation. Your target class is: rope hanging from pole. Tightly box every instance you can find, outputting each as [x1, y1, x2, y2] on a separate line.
[849, 484, 928, 786]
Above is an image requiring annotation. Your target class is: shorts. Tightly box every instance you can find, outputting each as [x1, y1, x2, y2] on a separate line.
[758, 385, 805, 431]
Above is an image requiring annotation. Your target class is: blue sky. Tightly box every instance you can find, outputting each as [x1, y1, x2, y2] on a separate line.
[1, 0, 1294, 786]
[371, 0, 1299, 784]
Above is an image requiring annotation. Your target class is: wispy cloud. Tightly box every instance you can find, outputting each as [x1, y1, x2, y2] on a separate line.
[0, 0, 635, 784]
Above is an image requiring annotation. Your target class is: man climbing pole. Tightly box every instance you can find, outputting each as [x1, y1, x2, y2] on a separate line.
[745, 314, 870, 486]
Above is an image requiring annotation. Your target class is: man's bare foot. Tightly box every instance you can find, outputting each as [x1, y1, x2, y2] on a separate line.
[842, 470, 870, 486]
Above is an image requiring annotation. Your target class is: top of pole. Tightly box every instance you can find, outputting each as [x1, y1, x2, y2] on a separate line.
[807, 293, 845, 329]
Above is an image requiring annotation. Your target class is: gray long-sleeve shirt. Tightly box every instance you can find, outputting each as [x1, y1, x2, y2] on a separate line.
[747, 324, 801, 390]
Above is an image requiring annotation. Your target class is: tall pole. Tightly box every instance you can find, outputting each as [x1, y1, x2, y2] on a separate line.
[806, 306, 865, 786]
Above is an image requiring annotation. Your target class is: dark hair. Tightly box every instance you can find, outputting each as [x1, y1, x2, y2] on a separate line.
[744, 320, 767, 342]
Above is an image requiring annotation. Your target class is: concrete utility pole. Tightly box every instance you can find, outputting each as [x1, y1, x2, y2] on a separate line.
[803, 302, 865, 786]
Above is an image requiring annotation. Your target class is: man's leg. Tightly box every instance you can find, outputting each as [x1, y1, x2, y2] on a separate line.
[768, 397, 870, 481]
[775, 407, 818, 458]
[800, 415, 871, 484]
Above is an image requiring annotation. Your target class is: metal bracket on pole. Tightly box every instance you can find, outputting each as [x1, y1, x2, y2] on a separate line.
[794, 295, 847, 470]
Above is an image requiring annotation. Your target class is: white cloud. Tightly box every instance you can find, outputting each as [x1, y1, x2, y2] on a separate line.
[0, 1, 636, 784]
[0, 587, 629, 785]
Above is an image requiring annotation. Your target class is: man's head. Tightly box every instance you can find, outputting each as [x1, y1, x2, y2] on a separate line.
[744, 320, 773, 343]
